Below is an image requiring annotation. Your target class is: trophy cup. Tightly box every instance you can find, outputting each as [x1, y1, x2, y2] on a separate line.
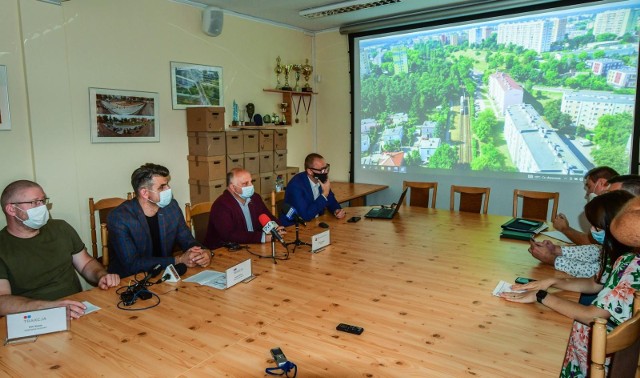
[281, 65, 292, 91]
[274, 56, 283, 90]
[302, 59, 314, 92]
[292, 64, 302, 92]
[279, 102, 288, 125]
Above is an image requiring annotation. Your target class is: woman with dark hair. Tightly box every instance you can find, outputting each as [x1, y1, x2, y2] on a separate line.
[501, 190, 638, 377]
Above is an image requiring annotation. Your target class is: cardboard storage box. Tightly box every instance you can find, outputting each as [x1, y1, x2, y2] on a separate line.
[273, 149, 287, 171]
[189, 179, 225, 203]
[244, 152, 260, 175]
[259, 151, 274, 173]
[251, 174, 260, 194]
[260, 172, 275, 195]
[274, 129, 287, 150]
[187, 155, 226, 181]
[186, 107, 225, 132]
[226, 131, 244, 155]
[286, 167, 299, 185]
[227, 154, 244, 170]
[259, 130, 274, 151]
[187, 132, 226, 156]
[243, 130, 259, 153]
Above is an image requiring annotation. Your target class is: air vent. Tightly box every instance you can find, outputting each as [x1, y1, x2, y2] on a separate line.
[300, 0, 402, 19]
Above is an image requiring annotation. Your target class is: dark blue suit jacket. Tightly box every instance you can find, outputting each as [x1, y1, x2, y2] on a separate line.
[279, 172, 341, 226]
[107, 198, 199, 277]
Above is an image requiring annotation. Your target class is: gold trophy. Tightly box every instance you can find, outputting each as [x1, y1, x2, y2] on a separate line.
[279, 102, 288, 125]
[302, 59, 314, 92]
[281, 64, 292, 91]
[274, 56, 283, 90]
[292, 64, 302, 92]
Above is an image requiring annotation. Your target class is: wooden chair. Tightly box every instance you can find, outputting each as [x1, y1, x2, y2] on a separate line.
[185, 202, 213, 244]
[100, 223, 110, 267]
[272, 190, 286, 217]
[403, 181, 438, 208]
[450, 185, 490, 214]
[512, 189, 559, 221]
[89, 194, 131, 265]
[590, 291, 640, 378]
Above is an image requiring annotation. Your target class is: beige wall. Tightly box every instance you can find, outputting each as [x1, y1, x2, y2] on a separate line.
[0, 0, 324, 246]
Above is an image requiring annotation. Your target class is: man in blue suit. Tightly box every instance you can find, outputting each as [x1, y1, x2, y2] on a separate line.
[280, 153, 345, 226]
[107, 163, 211, 277]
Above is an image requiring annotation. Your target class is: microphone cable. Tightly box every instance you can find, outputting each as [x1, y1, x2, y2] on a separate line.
[265, 361, 297, 378]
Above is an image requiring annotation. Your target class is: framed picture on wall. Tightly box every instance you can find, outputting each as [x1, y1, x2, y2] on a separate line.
[89, 88, 159, 143]
[0, 65, 11, 131]
[170, 61, 223, 109]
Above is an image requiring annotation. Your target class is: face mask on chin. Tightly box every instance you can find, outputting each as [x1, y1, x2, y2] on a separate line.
[314, 173, 328, 184]
[149, 188, 172, 208]
[14, 204, 50, 230]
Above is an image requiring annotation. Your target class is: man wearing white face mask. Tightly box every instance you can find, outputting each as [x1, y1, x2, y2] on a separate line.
[108, 163, 211, 278]
[204, 168, 284, 249]
[0, 180, 120, 318]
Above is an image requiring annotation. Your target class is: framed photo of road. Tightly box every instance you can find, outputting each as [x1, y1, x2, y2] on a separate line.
[89, 87, 159, 143]
[170, 62, 223, 110]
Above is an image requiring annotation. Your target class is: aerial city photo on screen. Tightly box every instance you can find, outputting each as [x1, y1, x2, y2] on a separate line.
[358, 1, 638, 180]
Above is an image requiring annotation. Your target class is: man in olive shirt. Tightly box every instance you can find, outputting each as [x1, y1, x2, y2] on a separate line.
[0, 180, 120, 318]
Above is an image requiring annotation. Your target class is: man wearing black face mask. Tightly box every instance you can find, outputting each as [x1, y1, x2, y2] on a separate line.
[280, 153, 345, 226]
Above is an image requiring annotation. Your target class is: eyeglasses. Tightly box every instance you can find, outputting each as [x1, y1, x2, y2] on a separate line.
[309, 164, 330, 174]
[11, 198, 50, 207]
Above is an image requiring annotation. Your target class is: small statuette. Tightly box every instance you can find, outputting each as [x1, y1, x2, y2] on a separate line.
[274, 56, 283, 90]
[232, 100, 239, 126]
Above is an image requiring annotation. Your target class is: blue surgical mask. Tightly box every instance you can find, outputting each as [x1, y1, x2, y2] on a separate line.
[591, 228, 606, 244]
[238, 185, 254, 199]
[150, 188, 172, 208]
[14, 204, 50, 230]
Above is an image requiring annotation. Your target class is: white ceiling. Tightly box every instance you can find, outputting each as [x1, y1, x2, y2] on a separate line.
[177, 0, 525, 33]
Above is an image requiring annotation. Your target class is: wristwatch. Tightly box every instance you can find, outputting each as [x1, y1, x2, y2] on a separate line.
[536, 290, 548, 304]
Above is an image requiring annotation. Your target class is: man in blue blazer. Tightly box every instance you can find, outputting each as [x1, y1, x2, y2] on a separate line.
[107, 163, 211, 278]
[280, 153, 345, 226]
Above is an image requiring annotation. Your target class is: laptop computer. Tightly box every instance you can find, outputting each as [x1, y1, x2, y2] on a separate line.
[364, 187, 408, 219]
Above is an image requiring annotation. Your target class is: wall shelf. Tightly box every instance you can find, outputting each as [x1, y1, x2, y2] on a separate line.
[263, 89, 317, 124]
[228, 125, 292, 130]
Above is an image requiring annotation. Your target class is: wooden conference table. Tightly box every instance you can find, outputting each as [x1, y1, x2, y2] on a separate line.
[331, 182, 388, 206]
[0, 207, 575, 376]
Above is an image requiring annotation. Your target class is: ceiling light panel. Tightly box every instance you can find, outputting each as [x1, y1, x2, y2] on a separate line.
[300, 0, 402, 19]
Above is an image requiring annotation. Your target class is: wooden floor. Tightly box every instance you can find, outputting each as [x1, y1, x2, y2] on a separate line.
[0, 207, 575, 376]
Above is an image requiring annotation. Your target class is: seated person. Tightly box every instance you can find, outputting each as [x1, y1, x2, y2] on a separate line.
[107, 163, 211, 278]
[204, 168, 284, 249]
[279, 153, 345, 226]
[0, 180, 120, 318]
[552, 166, 618, 245]
[529, 171, 640, 278]
[501, 190, 637, 377]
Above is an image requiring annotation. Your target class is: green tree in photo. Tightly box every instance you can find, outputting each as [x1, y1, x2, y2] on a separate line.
[404, 150, 423, 167]
[429, 144, 458, 169]
[472, 109, 498, 143]
[471, 144, 507, 171]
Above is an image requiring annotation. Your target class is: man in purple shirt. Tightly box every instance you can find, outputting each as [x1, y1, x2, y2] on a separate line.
[204, 168, 284, 250]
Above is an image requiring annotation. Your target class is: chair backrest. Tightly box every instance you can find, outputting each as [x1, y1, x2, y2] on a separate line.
[272, 190, 286, 217]
[89, 194, 131, 261]
[590, 291, 640, 378]
[512, 189, 559, 221]
[185, 202, 213, 244]
[100, 223, 110, 267]
[403, 181, 438, 208]
[450, 185, 490, 214]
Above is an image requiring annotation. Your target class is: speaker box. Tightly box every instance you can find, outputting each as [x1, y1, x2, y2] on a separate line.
[202, 7, 223, 37]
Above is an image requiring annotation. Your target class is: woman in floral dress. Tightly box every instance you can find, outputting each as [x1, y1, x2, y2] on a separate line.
[501, 190, 638, 377]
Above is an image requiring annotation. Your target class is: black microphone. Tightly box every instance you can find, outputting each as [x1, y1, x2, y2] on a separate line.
[139, 263, 163, 287]
[259, 214, 286, 246]
[281, 203, 306, 226]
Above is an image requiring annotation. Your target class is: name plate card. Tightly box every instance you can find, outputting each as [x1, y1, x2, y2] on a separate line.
[6, 306, 69, 344]
[312, 230, 330, 253]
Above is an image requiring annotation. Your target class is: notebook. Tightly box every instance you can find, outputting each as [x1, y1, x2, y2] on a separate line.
[364, 188, 408, 219]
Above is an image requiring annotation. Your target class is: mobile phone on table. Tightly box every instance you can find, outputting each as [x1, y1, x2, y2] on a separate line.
[515, 277, 536, 284]
[347, 216, 361, 223]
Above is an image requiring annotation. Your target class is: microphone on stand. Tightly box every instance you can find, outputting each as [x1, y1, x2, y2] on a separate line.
[281, 203, 306, 226]
[259, 214, 286, 246]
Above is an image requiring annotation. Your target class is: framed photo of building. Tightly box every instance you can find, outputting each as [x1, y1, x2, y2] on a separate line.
[0, 65, 11, 131]
[170, 62, 223, 109]
[89, 88, 159, 143]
